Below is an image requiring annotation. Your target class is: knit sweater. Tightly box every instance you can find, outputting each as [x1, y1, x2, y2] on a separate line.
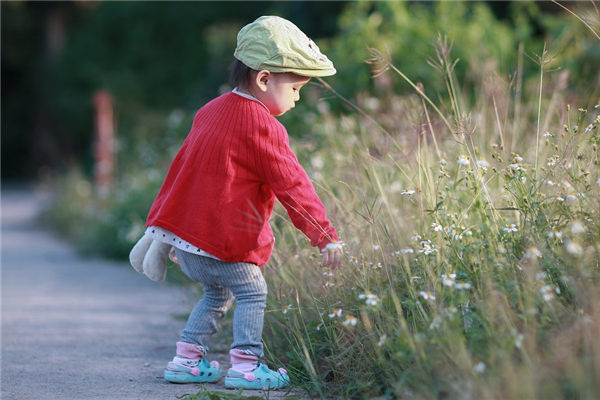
[146, 91, 338, 266]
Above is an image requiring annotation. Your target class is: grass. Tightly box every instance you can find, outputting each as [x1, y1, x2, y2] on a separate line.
[260, 36, 600, 399]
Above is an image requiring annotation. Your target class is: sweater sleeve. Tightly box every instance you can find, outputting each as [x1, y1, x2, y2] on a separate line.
[251, 118, 338, 250]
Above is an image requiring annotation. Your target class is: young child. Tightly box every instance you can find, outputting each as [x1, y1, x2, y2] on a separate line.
[143, 16, 343, 390]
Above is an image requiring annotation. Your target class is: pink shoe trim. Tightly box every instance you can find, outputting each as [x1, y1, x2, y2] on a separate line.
[278, 368, 287, 374]
[176, 341, 205, 359]
[210, 360, 220, 367]
[189, 367, 200, 376]
[229, 349, 258, 364]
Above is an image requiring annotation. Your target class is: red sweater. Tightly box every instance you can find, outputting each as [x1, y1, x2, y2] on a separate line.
[146, 92, 338, 266]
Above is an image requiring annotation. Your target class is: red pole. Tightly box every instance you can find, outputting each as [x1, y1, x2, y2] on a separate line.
[93, 90, 115, 196]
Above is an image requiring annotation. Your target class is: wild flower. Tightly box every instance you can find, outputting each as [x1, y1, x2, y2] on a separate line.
[283, 304, 293, 314]
[419, 291, 436, 301]
[377, 334, 387, 347]
[343, 315, 358, 326]
[545, 180, 556, 187]
[515, 333, 524, 349]
[401, 189, 416, 195]
[432, 222, 443, 232]
[441, 273, 456, 287]
[555, 193, 565, 202]
[349, 255, 359, 264]
[524, 247, 542, 260]
[585, 124, 593, 133]
[473, 362, 486, 374]
[372, 244, 381, 251]
[455, 281, 472, 290]
[328, 308, 343, 318]
[477, 159, 489, 170]
[546, 156, 559, 167]
[503, 224, 518, 233]
[411, 233, 422, 241]
[540, 285, 560, 301]
[566, 241, 583, 256]
[359, 291, 381, 306]
[322, 271, 334, 277]
[535, 272, 547, 281]
[570, 221, 586, 234]
[512, 154, 524, 163]
[324, 282, 335, 288]
[439, 169, 451, 178]
[316, 323, 323, 331]
[418, 240, 437, 255]
[411, 275, 422, 281]
[543, 131, 553, 137]
[371, 262, 383, 270]
[456, 154, 470, 165]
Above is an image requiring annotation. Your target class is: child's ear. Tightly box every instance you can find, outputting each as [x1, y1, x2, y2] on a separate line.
[255, 70, 270, 92]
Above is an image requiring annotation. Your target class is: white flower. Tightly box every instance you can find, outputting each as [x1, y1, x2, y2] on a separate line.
[524, 247, 542, 260]
[282, 304, 293, 314]
[585, 124, 593, 133]
[316, 323, 323, 331]
[547, 229, 563, 239]
[477, 159, 490, 170]
[411, 275, 422, 281]
[400, 248, 414, 254]
[455, 281, 472, 290]
[546, 156, 559, 167]
[566, 241, 583, 256]
[543, 131, 553, 137]
[311, 156, 324, 170]
[343, 315, 358, 326]
[349, 255, 359, 264]
[570, 221, 586, 234]
[540, 285, 560, 301]
[419, 291, 436, 301]
[535, 272, 547, 281]
[441, 273, 456, 288]
[411, 233, 422, 241]
[418, 240, 437, 255]
[372, 262, 383, 270]
[372, 244, 381, 251]
[359, 291, 380, 306]
[515, 333, 524, 349]
[432, 222, 443, 232]
[565, 193, 577, 201]
[545, 180, 556, 187]
[555, 194, 565, 202]
[513, 154, 524, 163]
[401, 189, 416, 195]
[328, 308, 343, 318]
[473, 362, 486, 374]
[377, 334, 387, 347]
[322, 271, 334, 277]
[456, 154, 470, 165]
[503, 224, 518, 233]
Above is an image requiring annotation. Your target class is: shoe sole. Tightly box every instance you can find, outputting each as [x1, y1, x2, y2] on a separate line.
[164, 370, 220, 384]
[224, 377, 288, 390]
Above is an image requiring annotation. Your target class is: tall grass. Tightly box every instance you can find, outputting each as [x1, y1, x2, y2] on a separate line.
[263, 37, 600, 399]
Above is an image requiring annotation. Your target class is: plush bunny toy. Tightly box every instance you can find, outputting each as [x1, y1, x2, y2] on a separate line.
[129, 235, 172, 282]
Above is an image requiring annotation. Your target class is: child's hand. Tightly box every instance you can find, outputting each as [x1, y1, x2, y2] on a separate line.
[321, 242, 343, 270]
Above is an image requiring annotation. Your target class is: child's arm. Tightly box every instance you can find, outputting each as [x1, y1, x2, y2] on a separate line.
[252, 122, 342, 267]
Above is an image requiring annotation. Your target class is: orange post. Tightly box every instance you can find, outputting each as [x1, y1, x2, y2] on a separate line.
[93, 91, 115, 196]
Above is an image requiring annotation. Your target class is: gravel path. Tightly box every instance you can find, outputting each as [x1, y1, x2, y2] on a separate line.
[1, 188, 296, 400]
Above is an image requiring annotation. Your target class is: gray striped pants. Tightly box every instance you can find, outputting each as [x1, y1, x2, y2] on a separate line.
[175, 249, 267, 358]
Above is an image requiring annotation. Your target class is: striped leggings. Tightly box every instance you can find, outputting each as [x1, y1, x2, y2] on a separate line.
[175, 249, 267, 358]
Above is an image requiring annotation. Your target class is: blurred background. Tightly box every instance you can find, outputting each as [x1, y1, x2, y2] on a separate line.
[2, 0, 598, 257]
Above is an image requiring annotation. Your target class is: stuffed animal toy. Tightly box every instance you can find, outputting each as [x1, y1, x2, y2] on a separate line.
[129, 235, 171, 282]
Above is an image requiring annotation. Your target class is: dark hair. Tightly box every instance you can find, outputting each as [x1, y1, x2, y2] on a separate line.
[229, 59, 255, 88]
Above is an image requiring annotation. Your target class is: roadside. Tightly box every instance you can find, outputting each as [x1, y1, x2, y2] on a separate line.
[1, 187, 298, 400]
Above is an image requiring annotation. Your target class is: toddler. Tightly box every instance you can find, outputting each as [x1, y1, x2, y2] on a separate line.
[144, 16, 342, 390]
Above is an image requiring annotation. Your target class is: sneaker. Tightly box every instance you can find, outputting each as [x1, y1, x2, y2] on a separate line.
[164, 357, 221, 384]
[224, 363, 290, 390]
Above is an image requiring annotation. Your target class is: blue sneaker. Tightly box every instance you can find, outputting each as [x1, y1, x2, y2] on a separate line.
[224, 363, 290, 390]
[164, 357, 221, 383]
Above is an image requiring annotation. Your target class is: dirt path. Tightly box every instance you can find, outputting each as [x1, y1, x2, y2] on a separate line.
[1, 188, 296, 400]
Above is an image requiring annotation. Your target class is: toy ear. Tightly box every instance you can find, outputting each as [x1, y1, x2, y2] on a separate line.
[142, 240, 171, 282]
[129, 235, 153, 274]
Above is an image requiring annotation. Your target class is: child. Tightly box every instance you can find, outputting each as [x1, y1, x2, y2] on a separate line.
[144, 16, 343, 390]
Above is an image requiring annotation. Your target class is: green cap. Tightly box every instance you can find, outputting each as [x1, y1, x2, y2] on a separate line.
[234, 16, 336, 77]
